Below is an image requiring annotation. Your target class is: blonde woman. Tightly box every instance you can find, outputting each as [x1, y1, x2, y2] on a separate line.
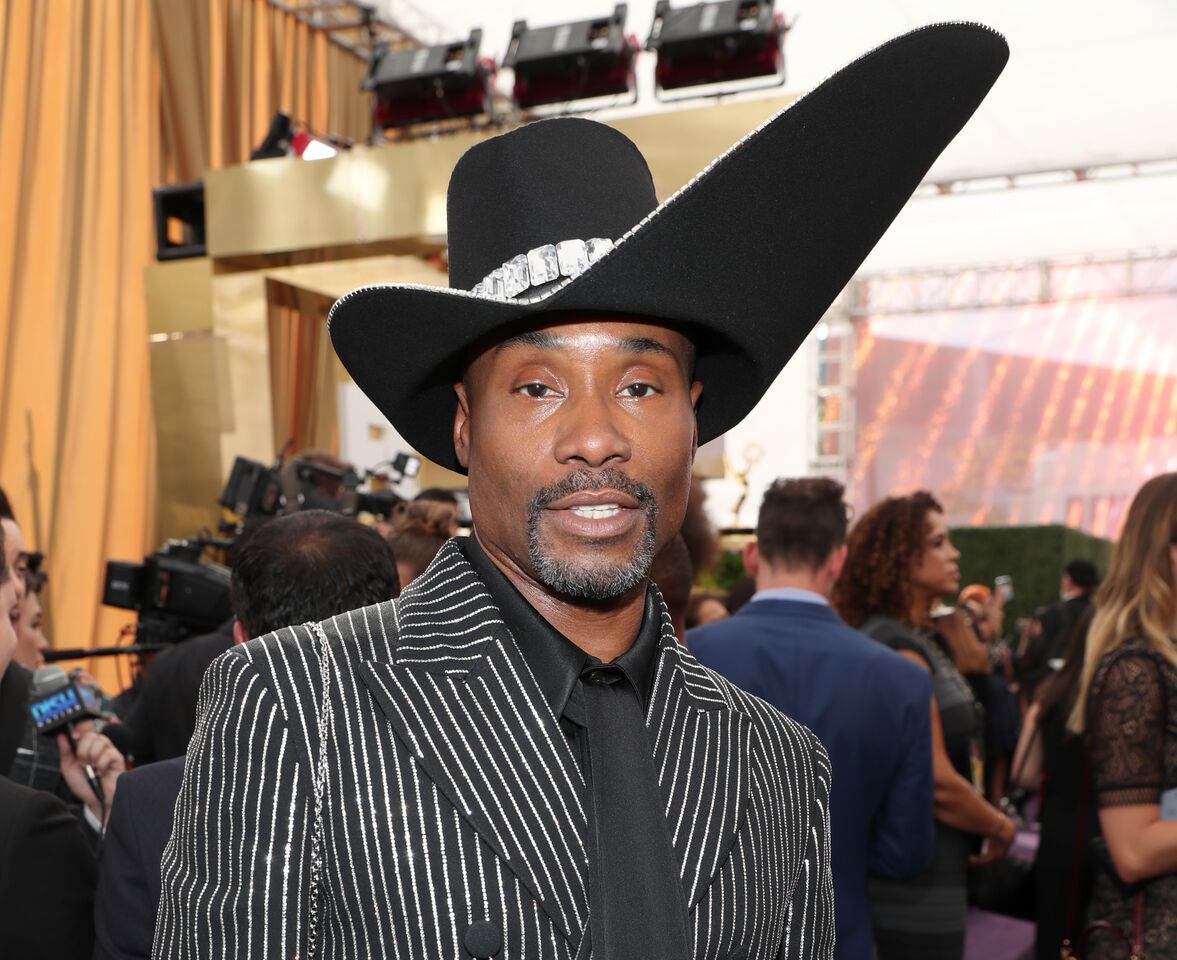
[1069, 472, 1177, 958]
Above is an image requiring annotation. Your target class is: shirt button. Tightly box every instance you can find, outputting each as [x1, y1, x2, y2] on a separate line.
[463, 920, 502, 958]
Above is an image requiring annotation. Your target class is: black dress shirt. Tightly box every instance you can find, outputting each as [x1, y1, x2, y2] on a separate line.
[460, 536, 691, 959]
[460, 536, 660, 775]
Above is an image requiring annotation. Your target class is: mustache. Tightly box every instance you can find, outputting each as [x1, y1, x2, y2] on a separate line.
[527, 468, 656, 513]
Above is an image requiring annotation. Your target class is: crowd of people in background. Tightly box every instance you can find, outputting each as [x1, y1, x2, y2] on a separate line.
[0, 468, 1175, 959]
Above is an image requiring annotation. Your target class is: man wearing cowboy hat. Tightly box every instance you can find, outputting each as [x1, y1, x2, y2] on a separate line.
[154, 24, 1007, 960]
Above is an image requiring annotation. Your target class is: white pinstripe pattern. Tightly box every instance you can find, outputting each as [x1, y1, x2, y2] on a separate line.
[153, 540, 834, 959]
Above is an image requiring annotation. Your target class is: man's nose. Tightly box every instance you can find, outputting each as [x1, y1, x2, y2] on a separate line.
[552, 391, 632, 468]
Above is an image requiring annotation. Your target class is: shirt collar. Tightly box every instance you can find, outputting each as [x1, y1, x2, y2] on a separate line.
[749, 586, 830, 607]
[459, 535, 661, 715]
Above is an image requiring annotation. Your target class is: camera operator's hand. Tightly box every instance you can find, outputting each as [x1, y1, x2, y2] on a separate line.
[56, 720, 125, 829]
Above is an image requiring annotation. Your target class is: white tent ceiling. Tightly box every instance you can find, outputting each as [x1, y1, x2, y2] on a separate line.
[381, 0, 1177, 271]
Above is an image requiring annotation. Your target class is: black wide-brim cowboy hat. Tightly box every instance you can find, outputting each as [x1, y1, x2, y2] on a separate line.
[329, 23, 1009, 473]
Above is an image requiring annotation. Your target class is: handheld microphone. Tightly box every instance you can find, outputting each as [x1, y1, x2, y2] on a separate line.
[29, 665, 107, 804]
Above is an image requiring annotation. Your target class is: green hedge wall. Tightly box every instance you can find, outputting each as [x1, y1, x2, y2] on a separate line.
[949, 524, 1112, 627]
[706, 524, 1113, 628]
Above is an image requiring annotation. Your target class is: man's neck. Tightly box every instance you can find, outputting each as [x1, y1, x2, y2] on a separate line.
[756, 567, 829, 599]
[475, 533, 646, 662]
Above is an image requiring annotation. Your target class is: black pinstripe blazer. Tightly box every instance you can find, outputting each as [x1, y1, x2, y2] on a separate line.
[153, 542, 834, 959]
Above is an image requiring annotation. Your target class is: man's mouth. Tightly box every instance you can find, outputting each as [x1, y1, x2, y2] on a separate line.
[546, 489, 640, 513]
[540, 489, 643, 537]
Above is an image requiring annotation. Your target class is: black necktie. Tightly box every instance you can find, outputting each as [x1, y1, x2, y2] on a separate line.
[580, 661, 691, 960]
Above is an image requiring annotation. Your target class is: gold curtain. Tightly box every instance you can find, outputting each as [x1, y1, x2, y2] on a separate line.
[153, 0, 372, 182]
[0, 0, 159, 689]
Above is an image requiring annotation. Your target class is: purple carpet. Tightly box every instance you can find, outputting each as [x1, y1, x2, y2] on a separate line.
[965, 908, 1035, 960]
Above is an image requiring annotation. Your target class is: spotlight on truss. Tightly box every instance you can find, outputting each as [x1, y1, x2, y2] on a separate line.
[365, 30, 494, 129]
[503, 5, 638, 110]
[646, 0, 786, 95]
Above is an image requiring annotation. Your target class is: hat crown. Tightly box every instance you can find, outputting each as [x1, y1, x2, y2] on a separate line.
[446, 118, 659, 290]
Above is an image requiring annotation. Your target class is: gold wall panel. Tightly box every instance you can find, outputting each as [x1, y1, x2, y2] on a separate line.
[144, 259, 226, 540]
[211, 271, 276, 467]
[145, 257, 214, 336]
[206, 141, 462, 258]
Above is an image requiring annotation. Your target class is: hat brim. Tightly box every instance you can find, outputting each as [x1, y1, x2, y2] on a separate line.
[330, 23, 1009, 473]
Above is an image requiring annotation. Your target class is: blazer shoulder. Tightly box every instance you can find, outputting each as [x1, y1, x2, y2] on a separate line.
[234, 596, 404, 683]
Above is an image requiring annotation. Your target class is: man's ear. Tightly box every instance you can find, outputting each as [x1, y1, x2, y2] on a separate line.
[232, 620, 250, 647]
[689, 381, 704, 459]
[827, 543, 849, 585]
[453, 381, 472, 470]
[742, 540, 760, 580]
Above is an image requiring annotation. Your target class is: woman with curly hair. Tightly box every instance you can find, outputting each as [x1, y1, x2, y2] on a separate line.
[1066, 473, 1177, 958]
[832, 491, 1015, 960]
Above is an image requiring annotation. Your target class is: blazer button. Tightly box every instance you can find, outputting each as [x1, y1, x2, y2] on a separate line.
[464, 920, 502, 958]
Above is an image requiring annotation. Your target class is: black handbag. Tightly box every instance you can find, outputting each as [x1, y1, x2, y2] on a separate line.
[966, 723, 1038, 921]
[966, 851, 1036, 921]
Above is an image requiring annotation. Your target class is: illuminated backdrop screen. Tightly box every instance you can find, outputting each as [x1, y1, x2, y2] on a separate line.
[847, 256, 1177, 537]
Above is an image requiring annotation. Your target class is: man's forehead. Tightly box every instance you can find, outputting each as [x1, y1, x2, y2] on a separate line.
[494, 315, 692, 354]
[494, 328, 682, 360]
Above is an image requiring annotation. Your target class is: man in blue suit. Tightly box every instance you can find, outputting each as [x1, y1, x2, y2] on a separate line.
[689, 478, 934, 960]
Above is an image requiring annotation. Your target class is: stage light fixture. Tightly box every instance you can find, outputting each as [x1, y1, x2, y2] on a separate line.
[152, 182, 206, 261]
[503, 5, 637, 110]
[365, 30, 493, 129]
[646, 0, 786, 94]
[250, 112, 350, 162]
[251, 112, 295, 161]
[290, 130, 341, 161]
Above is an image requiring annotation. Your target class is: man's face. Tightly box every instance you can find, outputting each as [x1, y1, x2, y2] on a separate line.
[0, 519, 26, 605]
[455, 315, 702, 602]
[0, 579, 17, 677]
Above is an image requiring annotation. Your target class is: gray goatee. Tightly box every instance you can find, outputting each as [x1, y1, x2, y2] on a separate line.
[526, 468, 658, 600]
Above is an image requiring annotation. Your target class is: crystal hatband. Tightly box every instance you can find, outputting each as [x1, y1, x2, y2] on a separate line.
[472, 237, 616, 300]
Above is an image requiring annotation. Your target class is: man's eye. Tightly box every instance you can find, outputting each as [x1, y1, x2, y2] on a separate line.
[521, 383, 555, 398]
[622, 383, 657, 398]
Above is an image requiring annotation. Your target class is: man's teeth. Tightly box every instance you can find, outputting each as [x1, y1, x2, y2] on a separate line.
[568, 504, 622, 519]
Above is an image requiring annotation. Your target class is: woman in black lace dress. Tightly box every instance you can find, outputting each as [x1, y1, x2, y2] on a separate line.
[1069, 471, 1177, 958]
[834, 491, 1017, 960]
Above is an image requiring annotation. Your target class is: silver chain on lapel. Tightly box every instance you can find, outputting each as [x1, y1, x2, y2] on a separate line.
[305, 620, 335, 960]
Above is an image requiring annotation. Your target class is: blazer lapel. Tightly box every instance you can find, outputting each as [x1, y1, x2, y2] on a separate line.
[355, 545, 589, 943]
[648, 615, 752, 911]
